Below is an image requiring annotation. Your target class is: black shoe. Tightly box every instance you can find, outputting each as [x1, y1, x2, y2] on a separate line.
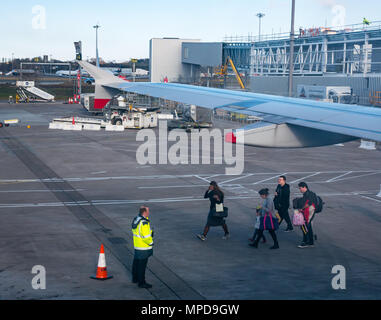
[298, 242, 309, 249]
[270, 244, 279, 250]
[138, 282, 153, 289]
[284, 227, 294, 232]
[249, 242, 258, 248]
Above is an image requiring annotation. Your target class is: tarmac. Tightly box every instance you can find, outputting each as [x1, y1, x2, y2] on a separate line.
[0, 101, 381, 300]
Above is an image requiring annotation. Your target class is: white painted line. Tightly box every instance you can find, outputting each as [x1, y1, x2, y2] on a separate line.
[326, 171, 353, 183]
[253, 173, 287, 185]
[331, 171, 381, 183]
[113, 148, 138, 153]
[194, 175, 212, 183]
[0, 171, 380, 185]
[0, 191, 376, 209]
[204, 174, 223, 180]
[220, 174, 254, 185]
[0, 189, 85, 193]
[361, 196, 381, 204]
[290, 172, 321, 184]
[139, 185, 207, 189]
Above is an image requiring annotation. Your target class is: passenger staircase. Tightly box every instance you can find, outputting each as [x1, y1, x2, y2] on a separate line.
[16, 81, 55, 102]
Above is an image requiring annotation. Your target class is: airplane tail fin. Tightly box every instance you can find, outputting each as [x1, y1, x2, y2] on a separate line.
[77, 61, 124, 110]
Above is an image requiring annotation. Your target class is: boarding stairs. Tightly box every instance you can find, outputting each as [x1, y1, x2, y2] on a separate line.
[16, 81, 55, 102]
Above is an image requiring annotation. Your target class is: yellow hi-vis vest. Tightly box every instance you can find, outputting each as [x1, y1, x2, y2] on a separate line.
[132, 216, 153, 251]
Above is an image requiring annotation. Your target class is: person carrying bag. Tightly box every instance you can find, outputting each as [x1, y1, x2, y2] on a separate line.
[213, 201, 228, 218]
[197, 181, 230, 241]
[250, 189, 280, 250]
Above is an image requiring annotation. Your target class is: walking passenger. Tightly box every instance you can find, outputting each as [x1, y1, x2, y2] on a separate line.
[197, 181, 230, 241]
[249, 205, 266, 244]
[294, 182, 317, 248]
[250, 188, 279, 250]
[274, 176, 293, 232]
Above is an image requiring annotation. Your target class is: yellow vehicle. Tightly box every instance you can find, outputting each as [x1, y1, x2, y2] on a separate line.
[215, 56, 246, 90]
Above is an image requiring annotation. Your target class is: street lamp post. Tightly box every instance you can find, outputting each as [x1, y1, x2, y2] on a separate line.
[256, 13, 265, 42]
[11, 53, 14, 71]
[93, 24, 101, 67]
[288, 0, 296, 97]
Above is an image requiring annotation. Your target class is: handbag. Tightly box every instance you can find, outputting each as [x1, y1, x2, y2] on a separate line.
[259, 213, 279, 231]
[293, 211, 305, 226]
[216, 203, 224, 213]
[213, 206, 228, 218]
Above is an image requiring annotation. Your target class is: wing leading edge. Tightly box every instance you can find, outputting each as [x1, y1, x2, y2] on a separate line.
[78, 61, 381, 147]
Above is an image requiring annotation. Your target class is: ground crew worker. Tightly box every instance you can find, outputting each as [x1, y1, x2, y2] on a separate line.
[363, 18, 371, 26]
[131, 206, 153, 289]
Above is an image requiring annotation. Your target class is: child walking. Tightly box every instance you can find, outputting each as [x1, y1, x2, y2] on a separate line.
[250, 188, 279, 250]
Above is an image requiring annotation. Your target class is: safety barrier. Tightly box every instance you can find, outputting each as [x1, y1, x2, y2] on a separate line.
[105, 125, 124, 132]
[62, 124, 83, 131]
[4, 119, 20, 125]
[49, 122, 66, 130]
[49, 121, 124, 132]
[359, 140, 376, 150]
[83, 124, 101, 131]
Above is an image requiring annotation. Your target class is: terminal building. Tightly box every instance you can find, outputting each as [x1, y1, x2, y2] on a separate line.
[149, 22, 381, 106]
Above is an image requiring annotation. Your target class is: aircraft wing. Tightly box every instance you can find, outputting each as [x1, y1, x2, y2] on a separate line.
[78, 60, 381, 148]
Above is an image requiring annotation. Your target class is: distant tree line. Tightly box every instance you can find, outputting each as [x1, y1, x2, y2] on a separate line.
[0, 57, 150, 74]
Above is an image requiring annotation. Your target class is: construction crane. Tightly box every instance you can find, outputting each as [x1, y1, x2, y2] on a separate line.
[215, 56, 246, 90]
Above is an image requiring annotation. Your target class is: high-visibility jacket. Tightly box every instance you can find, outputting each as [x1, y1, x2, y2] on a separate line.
[132, 215, 153, 251]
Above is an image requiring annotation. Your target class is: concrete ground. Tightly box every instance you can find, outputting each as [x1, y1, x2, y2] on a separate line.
[0, 102, 381, 300]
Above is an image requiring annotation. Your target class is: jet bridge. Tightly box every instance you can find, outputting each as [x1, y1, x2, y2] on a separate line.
[16, 81, 55, 102]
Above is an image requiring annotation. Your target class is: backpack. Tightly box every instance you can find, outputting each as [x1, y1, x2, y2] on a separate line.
[294, 193, 324, 213]
[314, 194, 324, 214]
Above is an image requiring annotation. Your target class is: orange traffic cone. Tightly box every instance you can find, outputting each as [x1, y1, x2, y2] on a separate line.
[90, 244, 113, 280]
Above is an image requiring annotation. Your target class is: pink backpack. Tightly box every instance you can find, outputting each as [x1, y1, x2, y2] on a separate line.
[293, 211, 305, 226]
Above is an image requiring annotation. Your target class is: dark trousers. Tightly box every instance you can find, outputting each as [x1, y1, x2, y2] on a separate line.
[279, 208, 293, 229]
[253, 228, 266, 242]
[132, 258, 148, 285]
[301, 222, 314, 245]
[254, 229, 278, 246]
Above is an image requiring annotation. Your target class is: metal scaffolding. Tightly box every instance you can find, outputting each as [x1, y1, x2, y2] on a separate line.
[223, 21, 381, 77]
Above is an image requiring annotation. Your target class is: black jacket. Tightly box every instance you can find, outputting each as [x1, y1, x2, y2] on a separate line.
[204, 190, 224, 211]
[301, 190, 317, 208]
[274, 184, 290, 211]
